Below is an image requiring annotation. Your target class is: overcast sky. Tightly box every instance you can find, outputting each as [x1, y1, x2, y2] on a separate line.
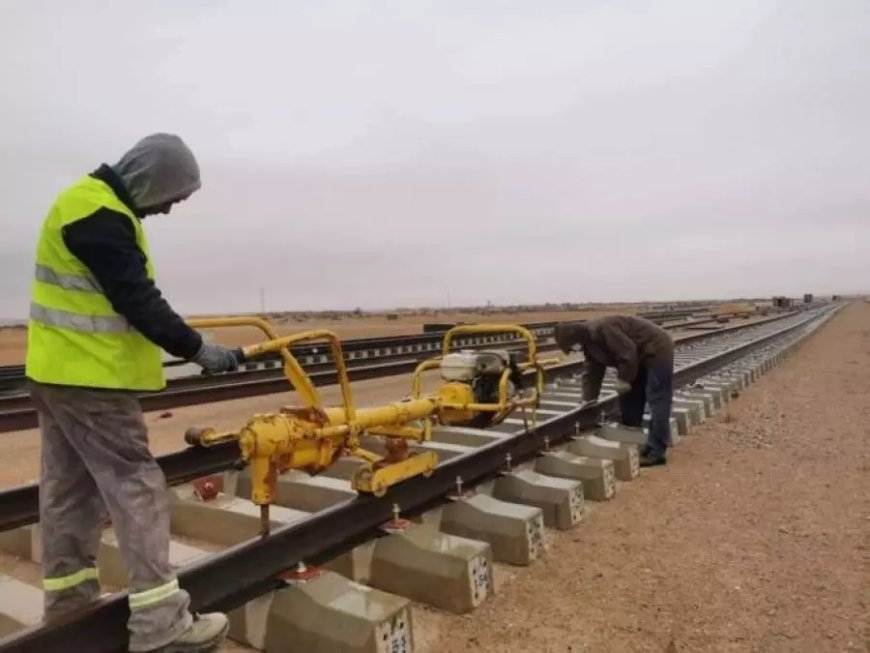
[1, 1, 869, 317]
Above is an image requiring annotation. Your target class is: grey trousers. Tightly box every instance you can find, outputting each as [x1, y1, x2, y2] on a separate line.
[31, 382, 192, 651]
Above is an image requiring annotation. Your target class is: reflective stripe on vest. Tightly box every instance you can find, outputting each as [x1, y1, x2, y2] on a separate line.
[128, 578, 180, 611]
[43, 566, 99, 592]
[25, 175, 166, 391]
[34, 263, 102, 293]
[29, 302, 132, 333]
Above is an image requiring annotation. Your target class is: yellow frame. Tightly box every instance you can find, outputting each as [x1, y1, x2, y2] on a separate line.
[186, 317, 356, 422]
[412, 324, 545, 426]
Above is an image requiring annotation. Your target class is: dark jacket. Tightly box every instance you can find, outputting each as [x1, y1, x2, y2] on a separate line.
[554, 315, 674, 400]
[60, 164, 203, 360]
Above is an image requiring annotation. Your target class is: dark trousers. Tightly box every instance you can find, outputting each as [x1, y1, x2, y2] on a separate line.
[618, 357, 674, 458]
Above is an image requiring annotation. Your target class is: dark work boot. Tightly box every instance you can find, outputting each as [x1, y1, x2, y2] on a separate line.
[639, 452, 667, 467]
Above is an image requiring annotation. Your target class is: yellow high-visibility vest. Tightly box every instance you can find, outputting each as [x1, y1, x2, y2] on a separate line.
[25, 175, 165, 391]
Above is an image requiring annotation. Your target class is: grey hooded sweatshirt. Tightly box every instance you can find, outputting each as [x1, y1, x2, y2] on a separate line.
[112, 133, 202, 212]
[59, 135, 205, 364]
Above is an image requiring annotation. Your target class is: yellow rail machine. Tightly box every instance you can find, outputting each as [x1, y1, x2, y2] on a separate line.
[184, 318, 549, 534]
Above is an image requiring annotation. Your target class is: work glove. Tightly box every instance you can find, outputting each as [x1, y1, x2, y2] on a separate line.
[193, 343, 243, 374]
[614, 379, 632, 395]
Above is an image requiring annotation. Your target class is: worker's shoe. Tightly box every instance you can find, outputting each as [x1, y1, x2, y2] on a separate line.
[154, 613, 229, 653]
[639, 452, 667, 468]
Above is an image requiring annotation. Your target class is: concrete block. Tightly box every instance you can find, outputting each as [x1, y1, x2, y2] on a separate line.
[369, 524, 492, 614]
[230, 569, 412, 653]
[440, 494, 546, 565]
[668, 408, 691, 435]
[323, 541, 377, 584]
[595, 423, 647, 447]
[169, 492, 310, 547]
[492, 470, 583, 530]
[0, 526, 35, 561]
[699, 381, 736, 403]
[538, 398, 582, 409]
[682, 391, 715, 416]
[533, 407, 569, 417]
[357, 435, 472, 463]
[534, 452, 616, 501]
[0, 576, 42, 637]
[642, 415, 679, 442]
[415, 441, 474, 461]
[98, 531, 209, 588]
[715, 373, 744, 391]
[431, 426, 504, 447]
[567, 435, 639, 481]
[236, 469, 356, 512]
[542, 389, 584, 401]
[672, 398, 706, 424]
[487, 422, 525, 435]
[688, 385, 726, 410]
[710, 375, 742, 395]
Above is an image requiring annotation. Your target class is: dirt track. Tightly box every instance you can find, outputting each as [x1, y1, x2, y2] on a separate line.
[416, 302, 869, 652]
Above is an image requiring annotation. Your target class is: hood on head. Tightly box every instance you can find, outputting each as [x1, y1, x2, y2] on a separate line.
[554, 321, 589, 353]
[111, 133, 201, 214]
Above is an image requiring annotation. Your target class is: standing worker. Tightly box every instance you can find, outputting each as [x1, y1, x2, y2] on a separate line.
[554, 314, 674, 467]
[25, 134, 240, 652]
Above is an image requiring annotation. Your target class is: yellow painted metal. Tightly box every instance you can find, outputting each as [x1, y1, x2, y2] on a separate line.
[186, 317, 324, 410]
[351, 450, 439, 496]
[188, 317, 549, 532]
[441, 323, 538, 359]
[413, 323, 545, 428]
[240, 329, 356, 422]
[410, 359, 441, 398]
[232, 397, 440, 505]
[432, 382, 477, 425]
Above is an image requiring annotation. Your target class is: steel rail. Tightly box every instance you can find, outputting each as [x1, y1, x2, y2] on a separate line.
[0, 304, 728, 395]
[0, 304, 717, 377]
[0, 313, 717, 393]
[0, 312, 785, 433]
[0, 312, 802, 533]
[0, 343, 559, 433]
[0, 306, 835, 653]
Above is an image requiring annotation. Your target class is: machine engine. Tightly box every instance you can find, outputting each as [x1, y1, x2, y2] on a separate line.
[438, 349, 525, 428]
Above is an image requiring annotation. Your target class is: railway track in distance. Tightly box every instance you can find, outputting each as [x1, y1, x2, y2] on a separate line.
[0, 303, 839, 652]
[0, 308, 773, 434]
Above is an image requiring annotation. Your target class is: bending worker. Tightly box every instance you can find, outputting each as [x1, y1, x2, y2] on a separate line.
[25, 134, 239, 652]
[554, 314, 674, 467]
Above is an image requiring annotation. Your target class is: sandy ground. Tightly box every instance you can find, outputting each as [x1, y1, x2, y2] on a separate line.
[0, 308, 642, 366]
[412, 302, 869, 652]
